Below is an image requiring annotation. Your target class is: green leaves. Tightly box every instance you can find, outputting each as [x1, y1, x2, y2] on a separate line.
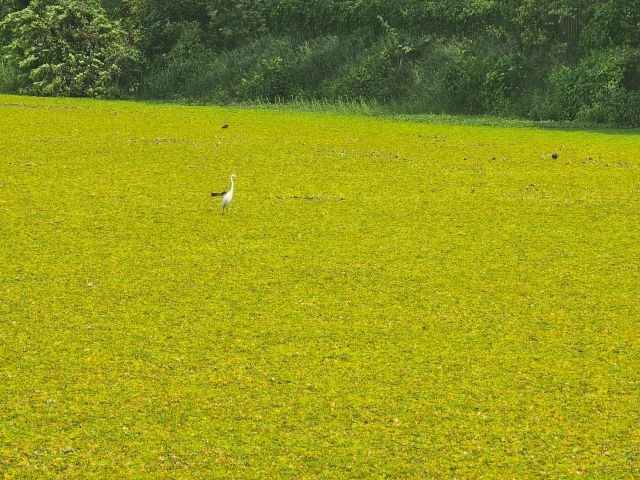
[0, 0, 141, 98]
[542, 47, 640, 125]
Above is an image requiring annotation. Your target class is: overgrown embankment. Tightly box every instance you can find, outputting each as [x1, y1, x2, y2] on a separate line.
[1, 0, 639, 126]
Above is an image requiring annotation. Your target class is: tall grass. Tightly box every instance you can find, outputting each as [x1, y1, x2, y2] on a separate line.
[141, 35, 364, 103]
[139, 33, 525, 117]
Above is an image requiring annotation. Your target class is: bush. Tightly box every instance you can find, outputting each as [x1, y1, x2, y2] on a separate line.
[229, 35, 364, 102]
[0, 57, 19, 93]
[0, 0, 141, 98]
[539, 47, 640, 122]
[440, 49, 488, 114]
[142, 35, 363, 103]
[581, 0, 640, 50]
[323, 29, 421, 101]
[483, 53, 528, 115]
[577, 88, 640, 127]
[236, 55, 302, 101]
[540, 66, 584, 120]
[325, 52, 412, 101]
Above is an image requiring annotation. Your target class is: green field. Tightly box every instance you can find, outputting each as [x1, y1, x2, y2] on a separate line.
[1, 94, 639, 478]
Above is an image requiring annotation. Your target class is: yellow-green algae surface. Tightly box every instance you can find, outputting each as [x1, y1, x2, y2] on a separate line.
[1, 94, 639, 478]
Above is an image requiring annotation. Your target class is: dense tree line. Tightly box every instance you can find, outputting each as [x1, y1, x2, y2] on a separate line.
[1, 0, 639, 125]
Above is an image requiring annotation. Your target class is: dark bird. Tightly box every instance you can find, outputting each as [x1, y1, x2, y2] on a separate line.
[551, 153, 558, 159]
[221, 124, 229, 129]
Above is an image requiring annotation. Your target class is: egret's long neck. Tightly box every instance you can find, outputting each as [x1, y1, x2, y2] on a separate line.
[229, 176, 235, 193]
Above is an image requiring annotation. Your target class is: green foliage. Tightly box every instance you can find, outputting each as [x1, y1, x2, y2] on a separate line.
[236, 54, 302, 101]
[141, 50, 216, 101]
[319, 20, 425, 101]
[264, 0, 344, 37]
[2, 0, 640, 126]
[125, 0, 266, 58]
[577, 87, 640, 127]
[483, 53, 528, 114]
[0, 0, 29, 20]
[543, 47, 640, 123]
[124, 0, 209, 58]
[0, 0, 141, 98]
[206, 0, 267, 50]
[2, 94, 640, 477]
[141, 35, 364, 103]
[141, 36, 295, 101]
[0, 56, 19, 92]
[581, 0, 640, 49]
[440, 47, 488, 114]
[325, 48, 414, 101]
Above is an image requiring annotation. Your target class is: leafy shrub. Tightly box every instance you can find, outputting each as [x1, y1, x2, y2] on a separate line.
[483, 53, 528, 115]
[206, 0, 267, 50]
[577, 88, 640, 127]
[0, 57, 19, 93]
[325, 53, 409, 100]
[0, 0, 27, 21]
[0, 0, 141, 98]
[542, 66, 585, 120]
[235, 35, 365, 102]
[440, 49, 488, 114]
[323, 28, 421, 101]
[542, 47, 639, 121]
[235, 55, 302, 101]
[142, 35, 364, 103]
[581, 0, 640, 50]
[128, 0, 266, 59]
[294, 35, 363, 95]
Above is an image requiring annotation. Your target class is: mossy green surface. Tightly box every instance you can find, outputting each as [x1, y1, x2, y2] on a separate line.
[1, 94, 639, 478]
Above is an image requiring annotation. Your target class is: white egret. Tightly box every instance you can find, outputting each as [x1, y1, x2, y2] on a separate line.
[220, 174, 236, 214]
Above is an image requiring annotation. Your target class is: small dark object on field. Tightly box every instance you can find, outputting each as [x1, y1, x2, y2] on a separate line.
[551, 153, 558, 159]
[221, 124, 229, 129]
[211, 191, 226, 197]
